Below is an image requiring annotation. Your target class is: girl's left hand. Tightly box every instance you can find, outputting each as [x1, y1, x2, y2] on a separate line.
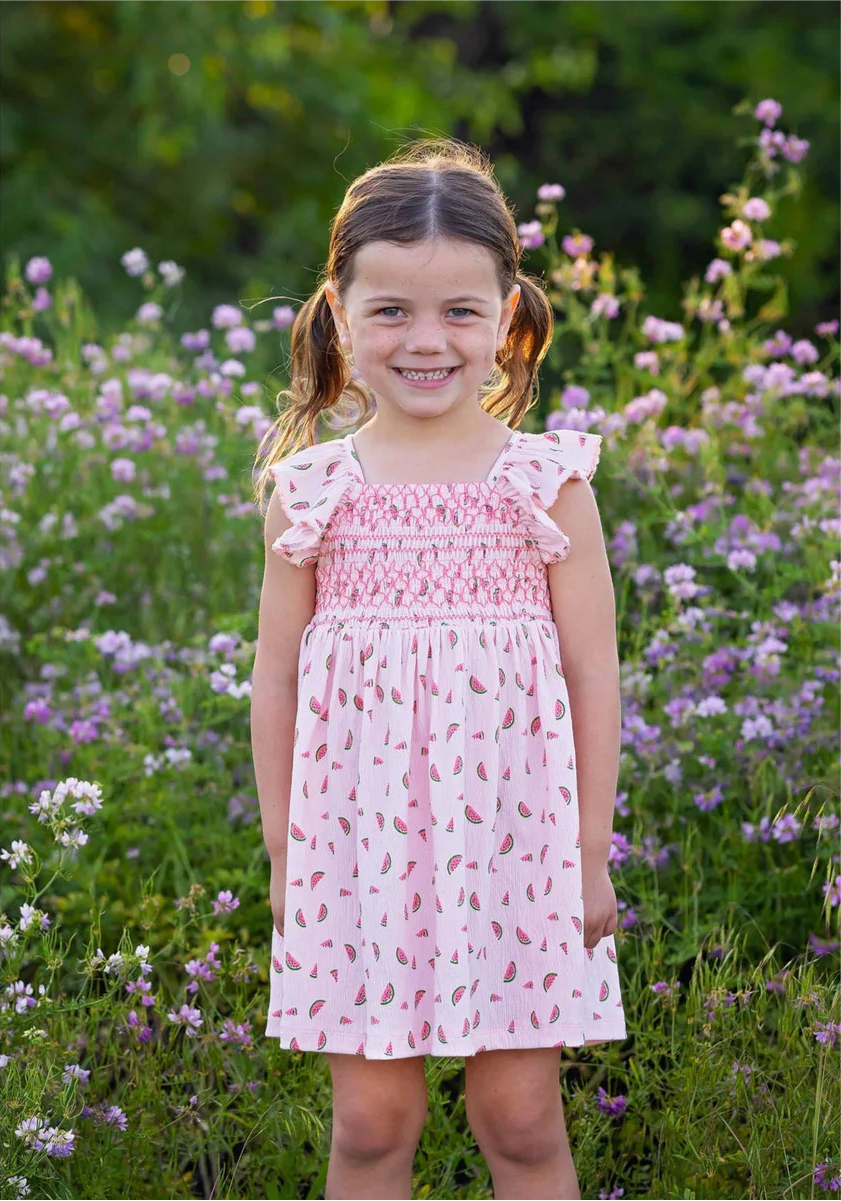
[581, 859, 618, 949]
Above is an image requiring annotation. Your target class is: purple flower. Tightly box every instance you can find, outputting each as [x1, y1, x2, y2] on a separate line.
[720, 220, 752, 252]
[791, 339, 819, 365]
[562, 232, 594, 257]
[212, 889, 240, 915]
[642, 315, 684, 344]
[136, 302, 163, 325]
[212, 304, 243, 329]
[517, 221, 545, 250]
[742, 197, 771, 222]
[809, 934, 841, 957]
[815, 320, 838, 338]
[32, 287, 53, 312]
[181, 329, 211, 351]
[537, 183, 565, 201]
[167, 1003, 203, 1035]
[814, 1021, 841, 1049]
[705, 258, 732, 284]
[814, 1161, 841, 1192]
[225, 326, 256, 354]
[591, 294, 620, 319]
[25, 256, 53, 285]
[754, 99, 782, 126]
[272, 305, 296, 329]
[596, 1086, 627, 1116]
[782, 136, 809, 163]
[823, 876, 841, 908]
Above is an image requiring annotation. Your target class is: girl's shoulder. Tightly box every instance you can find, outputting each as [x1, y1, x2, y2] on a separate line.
[504, 427, 603, 502]
[267, 436, 359, 568]
[497, 427, 603, 565]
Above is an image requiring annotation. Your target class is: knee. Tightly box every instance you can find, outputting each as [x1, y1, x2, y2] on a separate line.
[465, 1092, 563, 1165]
[332, 1090, 428, 1162]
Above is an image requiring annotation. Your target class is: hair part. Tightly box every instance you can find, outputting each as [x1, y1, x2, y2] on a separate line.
[253, 138, 554, 512]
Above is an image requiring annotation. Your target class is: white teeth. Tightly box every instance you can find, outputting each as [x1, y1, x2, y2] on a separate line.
[398, 368, 455, 381]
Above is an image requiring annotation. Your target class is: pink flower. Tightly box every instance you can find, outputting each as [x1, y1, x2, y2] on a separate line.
[591, 294, 619, 319]
[25, 256, 53, 285]
[272, 305, 296, 329]
[754, 99, 782, 126]
[562, 232, 594, 257]
[791, 339, 819, 365]
[742, 197, 771, 222]
[537, 183, 565, 201]
[705, 258, 732, 284]
[720, 220, 752, 252]
[212, 889, 240, 915]
[32, 288, 52, 313]
[517, 221, 545, 250]
[212, 304, 243, 329]
[782, 136, 809, 163]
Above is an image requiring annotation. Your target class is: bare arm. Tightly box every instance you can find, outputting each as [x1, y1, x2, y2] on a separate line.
[250, 487, 316, 863]
[546, 478, 621, 869]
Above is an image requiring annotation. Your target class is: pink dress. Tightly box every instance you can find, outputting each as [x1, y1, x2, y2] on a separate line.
[264, 427, 627, 1058]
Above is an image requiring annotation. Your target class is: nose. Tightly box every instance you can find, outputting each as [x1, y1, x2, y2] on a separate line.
[402, 318, 448, 355]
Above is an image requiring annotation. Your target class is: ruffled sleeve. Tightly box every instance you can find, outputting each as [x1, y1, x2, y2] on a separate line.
[496, 428, 603, 565]
[268, 439, 362, 568]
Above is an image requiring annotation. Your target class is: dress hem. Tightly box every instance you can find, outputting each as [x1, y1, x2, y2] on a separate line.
[264, 1020, 628, 1059]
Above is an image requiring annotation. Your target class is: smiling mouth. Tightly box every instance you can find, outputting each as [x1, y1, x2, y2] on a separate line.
[394, 367, 459, 381]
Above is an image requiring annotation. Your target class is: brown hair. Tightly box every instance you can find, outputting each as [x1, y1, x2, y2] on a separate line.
[252, 137, 554, 512]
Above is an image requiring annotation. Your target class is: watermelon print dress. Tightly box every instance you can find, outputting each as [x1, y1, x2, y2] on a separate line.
[264, 426, 627, 1059]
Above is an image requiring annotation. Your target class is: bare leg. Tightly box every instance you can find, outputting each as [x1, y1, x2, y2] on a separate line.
[464, 1047, 580, 1200]
[325, 1053, 428, 1200]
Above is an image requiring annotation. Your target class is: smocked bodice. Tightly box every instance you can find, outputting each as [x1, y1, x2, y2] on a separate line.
[267, 428, 602, 625]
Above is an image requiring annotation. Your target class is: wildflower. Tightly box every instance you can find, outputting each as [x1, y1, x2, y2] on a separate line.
[136, 302, 163, 325]
[591, 294, 620, 319]
[754, 98, 782, 126]
[219, 1018, 253, 1047]
[814, 1161, 841, 1192]
[720, 219, 752, 252]
[158, 260, 185, 286]
[782, 136, 809, 163]
[562, 232, 594, 257]
[663, 563, 699, 602]
[815, 320, 838, 338]
[651, 980, 680, 1001]
[537, 183, 565, 201]
[705, 258, 732, 283]
[791, 339, 819, 365]
[1, 840, 34, 870]
[809, 934, 840, 957]
[7, 1175, 30, 1199]
[32, 288, 52, 313]
[271, 305, 296, 329]
[25, 256, 53, 285]
[741, 197, 771, 221]
[641, 315, 684, 343]
[93, 1104, 128, 1130]
[211, 304, 243, 329]
[517, 220, 545, 250]
[823, 876, 841, 908]
[181, 329, 211, 351]
[167, 1002, 203, 1036]
[121, 248, 149, 277]
[225, 326, 256, 354]
[595, 1087, 627, 1116]
[814, 1021, 841, 1049]
[212, 889, 240, 915]
[62, 1064, 91, 1085]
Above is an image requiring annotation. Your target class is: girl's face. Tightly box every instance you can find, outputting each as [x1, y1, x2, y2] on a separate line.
[325, 237, 520, 421]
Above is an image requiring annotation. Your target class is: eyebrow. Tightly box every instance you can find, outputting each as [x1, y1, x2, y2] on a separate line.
[363, 295, 491, 305]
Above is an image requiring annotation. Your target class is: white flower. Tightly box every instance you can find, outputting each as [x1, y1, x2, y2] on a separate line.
[1, 841, 34, 870]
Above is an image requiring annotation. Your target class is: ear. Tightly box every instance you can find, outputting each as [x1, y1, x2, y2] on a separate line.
[324, 281, 351, 349]
[496, 283, 521, 350]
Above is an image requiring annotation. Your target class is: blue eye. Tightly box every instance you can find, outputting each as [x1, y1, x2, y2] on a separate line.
[374, 307, 476, 318]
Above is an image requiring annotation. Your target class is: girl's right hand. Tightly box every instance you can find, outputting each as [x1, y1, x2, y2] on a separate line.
[270, 857, 287, 938]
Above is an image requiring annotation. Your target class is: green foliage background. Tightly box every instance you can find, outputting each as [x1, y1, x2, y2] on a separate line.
[1, 0, 838, 338]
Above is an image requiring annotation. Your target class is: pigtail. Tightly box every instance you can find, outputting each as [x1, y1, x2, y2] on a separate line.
[482, 271, 554, 427]
[251, 283, 372, 513]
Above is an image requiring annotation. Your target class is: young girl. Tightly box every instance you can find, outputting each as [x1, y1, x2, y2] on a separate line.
[251, 139, 626, 1201]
